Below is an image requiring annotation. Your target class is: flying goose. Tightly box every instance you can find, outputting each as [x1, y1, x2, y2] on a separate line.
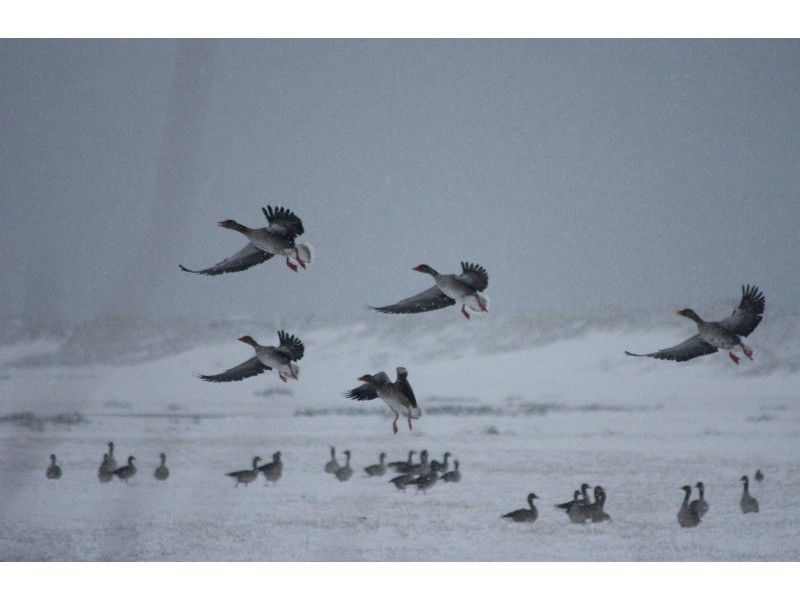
[226, 456, 262, 487]
[198, 330, 304, 383]
[740, 475, 760, 514]
[180, 206, 313, 275]
[344, 367, 421, 434]
[626, 285, 765, 364]
[370, 262, 489, 319]
[502, 493, 539, 523]
[154, 453, 170, 481]
[46, 454, 62, 480]
[678, 485, 701, 527]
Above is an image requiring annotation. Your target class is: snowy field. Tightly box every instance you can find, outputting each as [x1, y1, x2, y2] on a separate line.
[1, 309, 799, 562]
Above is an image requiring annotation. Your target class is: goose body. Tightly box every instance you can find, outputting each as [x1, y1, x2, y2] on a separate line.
[226, 456, 262, 487]
[114, 456, 137, 483]
[688, 481, 709, 518]
[105, 442, 117, 472]
[46, 454, 62, 480]
[740, 476, 760, 514]
[440, 460, 461, 483]
[678, 485, 702, 527]
[344, 367, 421, 434]
[586, 486, 611, 523]
[259, 451, 283, 485]
[371, 262, 489, 320]
[98, 453, 114, 483]
[324, 446, 340, 474]
[154, 453, 169, 481]
[199, 330, 304, 383]
[503, 493, 539, 523]
[180, 206, 313, 275]
[388, 450, 416, 473]
[408, 469, 438, 494]
[429, 452, 451, 474]
[626, 285, 765, 364]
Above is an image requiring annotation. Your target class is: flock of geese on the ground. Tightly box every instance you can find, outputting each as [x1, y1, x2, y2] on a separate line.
[41, 206, 771, 531]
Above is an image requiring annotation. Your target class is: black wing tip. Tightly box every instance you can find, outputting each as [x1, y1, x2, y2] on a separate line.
[179, 264, 204, 274]
[263, 205, 304, 235]
[741, 284, 766, 312]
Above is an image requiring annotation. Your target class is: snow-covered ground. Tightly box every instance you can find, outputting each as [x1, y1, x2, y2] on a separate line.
[1, 310, 798, 561]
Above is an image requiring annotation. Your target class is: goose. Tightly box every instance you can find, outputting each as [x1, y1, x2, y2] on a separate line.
[429, 452, 451, 473]
[754, 469, 764, 483]
[259, 451, 283, 485]
[740, 475, 760, 514]
[364, 452, 387, 477]
[46, 454, 62, 480]
[105, 442, 118, 472]
[557, 486, 590, 524]
[154, 453, 169, 481]
[114, 456, 137, 483]
[335, 450, 353, 482]
[688, 481, 709, 517]
[198, 330, 304, 383]
[407, 450, 430, 476]
[324, 446, 340, 474]
[678, 485, 701, 527]
[370, 262, 489, 320]
[389, 472, 415, 491]
[626, 285, 765, 364]
[555, 490, 582, 512]
[180, 205, 313, 275]
[440, 460, 462, 483]
[586, 486, 611, 523]
[408, 469, 438, 494]
[502, 493, 539, 523]
[97, 453, 114, 483]
[344, 367, 421, 434]
[388, 450, 416, 473]
[226, 456, 262, 487]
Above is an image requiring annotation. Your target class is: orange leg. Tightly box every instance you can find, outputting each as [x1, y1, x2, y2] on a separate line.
[461, 305, 471, 319]
[286, 257, 298, 272]
[728, 352, 740, 365]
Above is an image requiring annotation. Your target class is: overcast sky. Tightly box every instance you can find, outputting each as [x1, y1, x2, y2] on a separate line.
[2, 39, 799, 324]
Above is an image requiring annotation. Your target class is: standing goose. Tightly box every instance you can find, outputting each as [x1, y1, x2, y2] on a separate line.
[389, 472, 415, 491]
[335, 450, 353, 482]
[154, 453, 169, 481]
[98, 453, 114, 483]
[259, 451, 283, 485]
[586, 486, 611, 523]
[198, 330, 304, 383]
[408, 469, 438, 494]
[678, 485, 701, 527]
[502, 493, 539, 523]
[626, 285, 765, 364]
[344, 367, 421, 434]
[740, 475, 760, 514]
[754, 469, 764, 483]
[364, 452, 387, 477]
[407, 450, 430, 476]
[105, 442, 118, 472]
[114, 456, 137, 483]
[324, 446, 340, 474]
[179, 205, 313, 275]
[441, 460, 462, 483]
[689, 481, 709, 518]
[370, 262, 489, 320]
[46, 454, 62, 480]
[430, 452, 451, 474]
[226, 456, 262, 487]
[388, 450, 416, 473]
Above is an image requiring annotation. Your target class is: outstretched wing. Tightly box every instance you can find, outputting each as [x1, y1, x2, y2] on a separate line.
[180, 243, 273, 275]
[625, 334, 719, 362]
[262, 206, 304, 239]
[370, 286, 456, 314]
[458, 262, 489, 291]
[717, 284, 765, 337]
[344, 382, 379, 401]
[198, 356, 271, 382]
[277, 330, 305, 361]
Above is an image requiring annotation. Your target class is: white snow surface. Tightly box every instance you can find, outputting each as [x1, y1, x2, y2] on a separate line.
[1, 310, 799, 561]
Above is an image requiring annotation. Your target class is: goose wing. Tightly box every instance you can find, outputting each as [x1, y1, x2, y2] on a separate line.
[344, 382, 379, 401]
[262, 206, 304, 239]
[717, 284, 765, 337]
[394, 373, 419, 409]
[198, 356, 271, 382]
[179, 243, 273, 276]
[625, 334, 718, 362]
[370, 286, 456, 314]
[277, 330, 305, 361]
[458, 262, 489, 291]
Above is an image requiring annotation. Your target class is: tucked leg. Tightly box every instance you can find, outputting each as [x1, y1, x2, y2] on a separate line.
[286, 257, 298, 272]
[461, 305, 471, 319]
[729, 352, 740, 365]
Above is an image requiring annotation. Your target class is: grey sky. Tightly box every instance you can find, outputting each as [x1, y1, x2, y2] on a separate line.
[2, 39, 799, 324]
